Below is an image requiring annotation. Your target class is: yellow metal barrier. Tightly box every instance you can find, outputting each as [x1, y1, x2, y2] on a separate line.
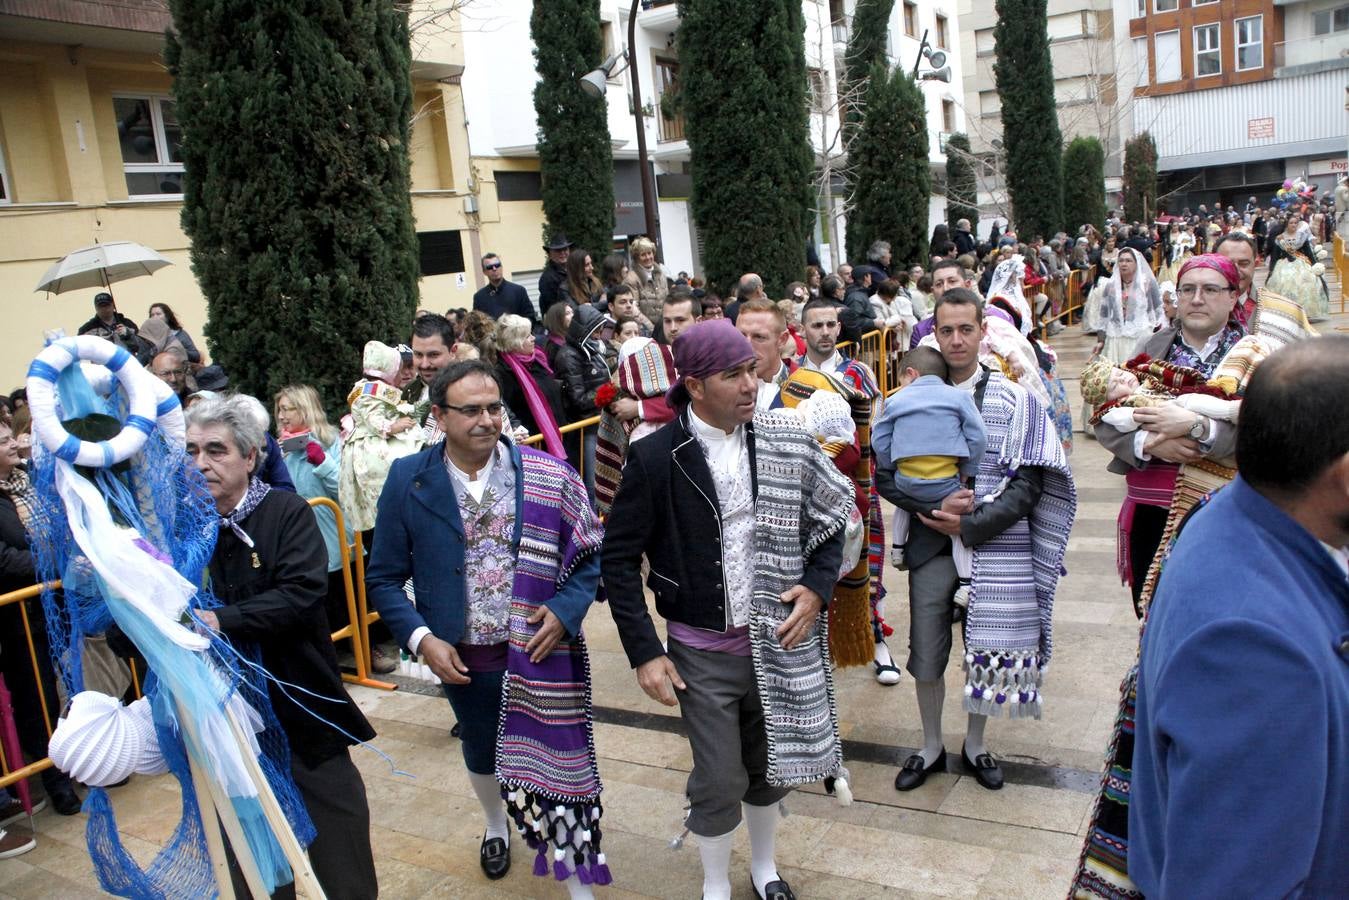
[0, 581, 60, 792]
[519, 415, 601, 480]
[1038, 265, 1095, 340]
[306, 497, 395, 692]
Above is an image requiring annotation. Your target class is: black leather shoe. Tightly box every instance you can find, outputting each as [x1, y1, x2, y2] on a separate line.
[46, 784, 82, 816]
[479, 834, 510, 879]
[752, 874, 797, 900]
[962, 743, 1004, 790]
[893, 749, 946, 791]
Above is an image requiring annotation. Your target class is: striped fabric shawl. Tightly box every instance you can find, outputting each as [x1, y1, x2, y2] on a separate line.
[498, 449, 611, 886]
[594, 341, 674, 516]
[748, 411, 856, 786]
[964, 371, 1076, 719]
[779, 364, 882, 668]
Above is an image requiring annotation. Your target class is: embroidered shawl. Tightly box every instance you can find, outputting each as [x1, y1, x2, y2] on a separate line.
[779, 366, 879, 668]
[594, 341, 675, 516]
[747, 411, 856, 786]
[498, 449, 611, 886]
[964, 372, 1076, 719]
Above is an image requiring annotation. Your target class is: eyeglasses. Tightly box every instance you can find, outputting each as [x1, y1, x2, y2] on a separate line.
[442, 402, 505, 418]
[483, 262, 502, 271]
[1176, 284, 1232, 300]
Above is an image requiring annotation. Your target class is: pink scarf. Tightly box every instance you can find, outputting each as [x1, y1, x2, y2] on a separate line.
[503, 348, 566, 459]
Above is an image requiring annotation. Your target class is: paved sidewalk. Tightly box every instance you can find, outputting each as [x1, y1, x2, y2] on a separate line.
[15, 288, 1346, 897]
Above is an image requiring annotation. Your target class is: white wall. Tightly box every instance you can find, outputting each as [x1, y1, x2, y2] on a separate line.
[459, 2, 538, 157]
[1134, 68, 1349, 168]
[656, 199, 695, 275]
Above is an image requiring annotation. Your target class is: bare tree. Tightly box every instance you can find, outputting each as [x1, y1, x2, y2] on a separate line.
[805, 18, 867, 265]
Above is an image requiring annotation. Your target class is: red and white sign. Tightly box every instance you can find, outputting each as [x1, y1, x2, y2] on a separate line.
[1247, 117, 1275, 140]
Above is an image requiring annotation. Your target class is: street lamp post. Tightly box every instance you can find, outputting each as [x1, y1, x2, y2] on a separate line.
[581, 0, 662, 254]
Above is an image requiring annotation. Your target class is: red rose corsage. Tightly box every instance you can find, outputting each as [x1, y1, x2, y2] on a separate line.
[595, 382, 619, 408]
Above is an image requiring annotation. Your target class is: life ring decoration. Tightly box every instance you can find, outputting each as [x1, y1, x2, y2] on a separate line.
[26, 335, 184, 468]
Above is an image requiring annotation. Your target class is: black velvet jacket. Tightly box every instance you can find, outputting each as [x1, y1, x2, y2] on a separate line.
[601, 411, 845, 669]
[209, 490, 374, 767]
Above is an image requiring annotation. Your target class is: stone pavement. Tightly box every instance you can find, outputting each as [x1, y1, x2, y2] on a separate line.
[4, 283, 1344, 898]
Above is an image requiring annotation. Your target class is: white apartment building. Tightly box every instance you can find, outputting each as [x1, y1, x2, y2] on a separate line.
[459, 0, 963, 281]
[958, 0, 1125, 233]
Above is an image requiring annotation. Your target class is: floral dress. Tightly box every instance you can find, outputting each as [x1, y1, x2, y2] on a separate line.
[338, 379, 424, 532]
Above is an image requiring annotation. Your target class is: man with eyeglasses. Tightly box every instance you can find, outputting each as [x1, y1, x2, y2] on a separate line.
[366, 359, 606, 897]
[472, 253, 539, 332]
[151, 349, 193, 401]
[1093, 254, 1246, 615]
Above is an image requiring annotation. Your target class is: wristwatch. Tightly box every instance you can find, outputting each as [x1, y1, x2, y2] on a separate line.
[1188, 416, 1207, 441]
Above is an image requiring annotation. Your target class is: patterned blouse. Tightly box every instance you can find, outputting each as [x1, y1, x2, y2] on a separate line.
[447, 452, 517, 645]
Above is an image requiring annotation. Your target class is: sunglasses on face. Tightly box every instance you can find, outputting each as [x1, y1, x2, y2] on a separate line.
[484, 262, 502, 271]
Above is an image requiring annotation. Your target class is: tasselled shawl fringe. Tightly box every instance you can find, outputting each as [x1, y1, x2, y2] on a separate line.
[964, 372, 1076, 719]
[495, 449, 610, 885]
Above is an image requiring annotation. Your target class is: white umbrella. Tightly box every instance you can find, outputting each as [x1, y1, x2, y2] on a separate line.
[34, 241, 173, 294]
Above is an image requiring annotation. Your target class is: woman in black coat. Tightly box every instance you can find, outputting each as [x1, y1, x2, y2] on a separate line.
[492, 314, 567, 453]
[0, 423, 83, 818]
[552, 304, 615, 500]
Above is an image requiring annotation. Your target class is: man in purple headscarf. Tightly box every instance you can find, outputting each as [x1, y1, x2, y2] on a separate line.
[602, 320, 856, 900]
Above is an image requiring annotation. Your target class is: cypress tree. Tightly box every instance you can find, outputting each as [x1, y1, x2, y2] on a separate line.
[679, 0, 813, 294]
[993, 0, 1063, 239]
[945, 132, 980, 232]
[166, 0, 419, 412]
[841, 0, 896, 135]
[1062, 136, 1106, 232]
[532, 0, 615, 255]
[1122, 132, 1158, 223]
[846, 62, 930, 269]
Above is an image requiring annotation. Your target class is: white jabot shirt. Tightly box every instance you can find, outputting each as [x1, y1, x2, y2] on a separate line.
[688, 407, 748, 478]
[801, 350, 845, 374]
[688, 407, 754, 628]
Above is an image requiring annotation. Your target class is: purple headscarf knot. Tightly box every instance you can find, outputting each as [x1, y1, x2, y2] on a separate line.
[1177, 253, 1240, 290]
[666, 319, 756, 408]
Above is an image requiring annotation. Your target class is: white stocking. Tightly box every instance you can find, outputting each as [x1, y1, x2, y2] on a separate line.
[743, 802, 781, 895]
[467, 771, 510, 842]
[697, 829, 735, 900]
[965, 711, 989, 759]
[564, 873, 595, 899]
[915, 679, 946, 765]
[874, 640, 895, 667]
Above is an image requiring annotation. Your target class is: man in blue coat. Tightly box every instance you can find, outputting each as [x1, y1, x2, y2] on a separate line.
[366, 360, 604, 895]
[1130, 336, 1349, 897]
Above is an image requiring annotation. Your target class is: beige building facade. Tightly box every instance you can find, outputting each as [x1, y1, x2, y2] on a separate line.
[0, 0, 541, 388]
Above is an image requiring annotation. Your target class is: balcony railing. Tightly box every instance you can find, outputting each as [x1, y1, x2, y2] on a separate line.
[658, 105, 686, 143]
[1273, 35, 1349, 70]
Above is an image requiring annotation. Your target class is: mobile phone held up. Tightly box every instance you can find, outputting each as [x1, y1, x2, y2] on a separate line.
[280, 432, 311, 454]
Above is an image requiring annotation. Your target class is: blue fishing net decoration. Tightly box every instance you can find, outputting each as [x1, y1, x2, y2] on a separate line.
[26, 359, 316, 899]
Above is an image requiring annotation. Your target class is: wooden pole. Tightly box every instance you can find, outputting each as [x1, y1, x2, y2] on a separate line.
[174, 701, 270, 900]
[187, 756, 235, 900]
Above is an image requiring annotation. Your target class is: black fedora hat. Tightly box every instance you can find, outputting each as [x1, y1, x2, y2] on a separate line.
[543, 233, 574, 252]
